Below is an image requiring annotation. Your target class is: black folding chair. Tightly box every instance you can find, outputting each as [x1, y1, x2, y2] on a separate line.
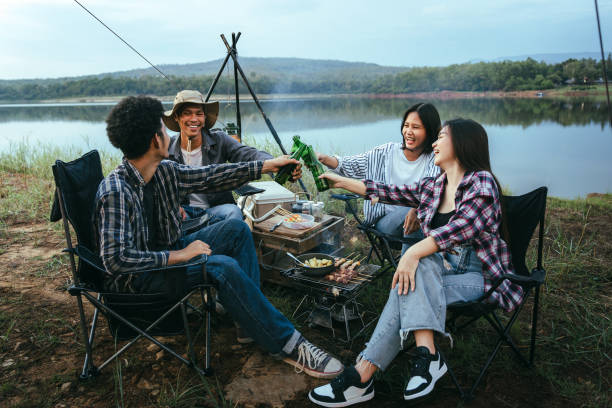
[50, 150, 215, 379]
[442, 186, 548, 400]
[332, 193, 420, 270]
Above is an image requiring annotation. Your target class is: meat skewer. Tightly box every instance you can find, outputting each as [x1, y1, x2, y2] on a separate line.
[347, 256, 367, 272]
[339, 258, 355, 270]
[334, 252, 355, 267]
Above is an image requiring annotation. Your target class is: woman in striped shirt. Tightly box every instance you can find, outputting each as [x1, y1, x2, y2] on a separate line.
[309, 119, 520, 406]
[317, 103, 440, 253]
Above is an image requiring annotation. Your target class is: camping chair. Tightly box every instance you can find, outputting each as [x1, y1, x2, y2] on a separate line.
[50, 150, 215, 380]
[331, 193, 420, 270]
[441, 186, 548, 400]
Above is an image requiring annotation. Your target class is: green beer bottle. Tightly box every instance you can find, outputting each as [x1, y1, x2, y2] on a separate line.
[304, 146, 329, 192]
[274, 136, 307, 185]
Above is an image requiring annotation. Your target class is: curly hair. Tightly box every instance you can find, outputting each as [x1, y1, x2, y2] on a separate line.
[106, 96, 164, 159]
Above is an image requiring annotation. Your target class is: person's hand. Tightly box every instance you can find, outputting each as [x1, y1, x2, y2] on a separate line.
[288, 162, 303, 182]
[262, 155, 300, 173]
[403, 208, 420, 235]
[181, 240, 211, 261]
[318, 172, 344, 188]
[392, 249, 419, 295]
[179, 207, 187, 221]
[316, 152, 338, 169]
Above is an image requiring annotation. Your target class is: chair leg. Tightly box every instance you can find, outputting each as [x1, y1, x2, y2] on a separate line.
[75, 293, 98, 380]
[529, 285, 541, 366]
[180, 302, 198, 367]
[469, 308, 528, 397]
[489, 309, 530, 367]
[205, 286, 213, 375]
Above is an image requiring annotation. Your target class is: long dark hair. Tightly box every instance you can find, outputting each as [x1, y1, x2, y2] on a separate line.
[443, 118, 509, 241]
[400, 102, 441, 154]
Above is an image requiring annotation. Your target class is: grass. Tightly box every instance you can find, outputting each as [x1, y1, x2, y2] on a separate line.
[0, 141, 610, 407]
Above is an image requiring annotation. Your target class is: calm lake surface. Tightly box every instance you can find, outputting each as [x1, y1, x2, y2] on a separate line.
[0, 97, 610, 198]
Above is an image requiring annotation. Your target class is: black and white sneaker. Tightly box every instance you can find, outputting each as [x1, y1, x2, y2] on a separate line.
[309, 365, 374, 407]
[282, 336, 344, 379]
[404, 346, 447, 401]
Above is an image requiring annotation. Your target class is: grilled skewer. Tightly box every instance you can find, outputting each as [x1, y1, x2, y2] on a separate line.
[346, 256, 367, 272]
[334, 252, 355, 267]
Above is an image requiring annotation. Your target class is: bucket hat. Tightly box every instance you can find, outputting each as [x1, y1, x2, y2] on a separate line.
[162, 90, 219, 132]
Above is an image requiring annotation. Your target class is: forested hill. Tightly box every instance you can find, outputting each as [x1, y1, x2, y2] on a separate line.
[0, 56, 610, 101]
[98, 58, 409, 80]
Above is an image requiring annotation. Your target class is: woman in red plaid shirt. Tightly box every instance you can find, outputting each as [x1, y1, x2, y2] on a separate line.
[309, 119, 521, 406]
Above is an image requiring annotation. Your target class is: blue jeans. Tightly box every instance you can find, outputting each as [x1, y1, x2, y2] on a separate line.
[358, 246, 485, 371]
[374, 206, 424, 254]
[182, 204, 243, 225]
[136, 218, 300, 355]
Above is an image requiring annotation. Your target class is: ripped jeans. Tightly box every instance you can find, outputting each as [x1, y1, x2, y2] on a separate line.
[358, 246, 485, 371]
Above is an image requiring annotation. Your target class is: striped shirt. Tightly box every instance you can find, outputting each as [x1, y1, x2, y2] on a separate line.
[94, 158, 262, 277]
[334, 142, 439, 225]
[364, 171, 524, 312]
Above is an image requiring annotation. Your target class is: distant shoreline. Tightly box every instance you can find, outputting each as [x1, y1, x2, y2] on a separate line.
[0, 87, 606, 104]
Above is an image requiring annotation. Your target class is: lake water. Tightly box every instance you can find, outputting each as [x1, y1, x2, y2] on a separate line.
[0, 97, 610, 199]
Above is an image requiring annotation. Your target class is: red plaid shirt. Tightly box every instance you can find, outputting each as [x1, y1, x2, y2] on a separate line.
[364, 170, 524, 312]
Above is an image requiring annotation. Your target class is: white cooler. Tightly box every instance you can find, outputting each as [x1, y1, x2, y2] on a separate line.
[247, 181, 296, 218]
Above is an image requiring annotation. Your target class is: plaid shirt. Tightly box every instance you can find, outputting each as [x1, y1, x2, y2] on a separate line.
[94, 158, 262, 277]
[364, 171, 524, 312]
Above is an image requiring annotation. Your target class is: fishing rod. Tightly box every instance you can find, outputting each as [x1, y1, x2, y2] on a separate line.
[73, 0, 172, 82]
[594, 0, 612, 129]
[73, 1, 309, 195]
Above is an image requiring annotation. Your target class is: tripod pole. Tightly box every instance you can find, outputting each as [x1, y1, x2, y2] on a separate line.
[204, 33, 239, 102]
[232, 33, 243, 142]
[221, 34, 310, 198]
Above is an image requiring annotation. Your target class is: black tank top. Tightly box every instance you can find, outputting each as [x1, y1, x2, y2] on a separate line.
[431, 210, 456, 229]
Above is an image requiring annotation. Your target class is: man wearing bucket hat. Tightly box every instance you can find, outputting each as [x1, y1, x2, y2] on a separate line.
[164, 90, 300, 223]
[96, 95, 344, 379]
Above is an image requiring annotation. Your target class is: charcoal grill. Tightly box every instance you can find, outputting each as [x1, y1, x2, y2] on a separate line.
[274, 253, 389, 342]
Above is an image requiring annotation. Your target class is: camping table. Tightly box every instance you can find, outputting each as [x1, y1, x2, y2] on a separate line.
[251, 214, 344, 286]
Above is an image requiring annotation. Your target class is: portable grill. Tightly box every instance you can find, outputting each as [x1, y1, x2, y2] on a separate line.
[273, 253, 388, 342]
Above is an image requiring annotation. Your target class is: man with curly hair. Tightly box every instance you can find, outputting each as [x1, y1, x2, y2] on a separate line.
[94, 95, 344, 379]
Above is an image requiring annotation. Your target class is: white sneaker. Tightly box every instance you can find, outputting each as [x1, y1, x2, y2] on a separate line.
[403, 346, 447, 401]
[309, 365, 374, 407]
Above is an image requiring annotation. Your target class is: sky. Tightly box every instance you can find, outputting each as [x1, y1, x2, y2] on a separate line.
[0, 0, 610, 80]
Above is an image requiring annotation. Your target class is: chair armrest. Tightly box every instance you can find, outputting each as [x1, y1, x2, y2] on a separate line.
[74, 245, 106, 273]
[234, 184, 265, 197]
[115, 255, 208, 278]
[75, 245, 207, 278]
[478, 270, 547, 301]
[182, 215, 212, 235]
[331, 193, 361, 201]
[503, 271, 546, 286]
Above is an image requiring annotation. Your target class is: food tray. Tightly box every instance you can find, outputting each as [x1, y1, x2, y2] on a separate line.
[283, 213, 315, 229]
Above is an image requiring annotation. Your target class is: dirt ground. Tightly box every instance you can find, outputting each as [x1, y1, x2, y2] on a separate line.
[0, 221, 580, 408]
[1, 181, 610, 407]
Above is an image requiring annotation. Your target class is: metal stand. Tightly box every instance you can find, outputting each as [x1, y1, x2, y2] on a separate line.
[204, 32, 310, 198]
[292, 295, 377, 343]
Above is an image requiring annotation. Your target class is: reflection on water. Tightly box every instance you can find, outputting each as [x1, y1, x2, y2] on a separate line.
[0, 98, 609, 128]
[0, 98, 610, 198]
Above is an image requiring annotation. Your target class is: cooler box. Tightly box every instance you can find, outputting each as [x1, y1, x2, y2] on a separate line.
[248, 181, 296, 218]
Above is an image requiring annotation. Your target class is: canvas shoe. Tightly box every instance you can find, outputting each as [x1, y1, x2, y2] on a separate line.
[309, 365, 374, 407]
[282, 336, 344, 379]
[203, 293, 226, 315]
[403, 346, 447, 401]
[235, 325, 254, 344]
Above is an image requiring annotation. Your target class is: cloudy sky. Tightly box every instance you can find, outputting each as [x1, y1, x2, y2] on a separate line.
[0, 0, 610, 79]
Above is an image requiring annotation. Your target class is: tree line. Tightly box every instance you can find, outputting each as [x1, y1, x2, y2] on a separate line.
[1, 57, 611, 101]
